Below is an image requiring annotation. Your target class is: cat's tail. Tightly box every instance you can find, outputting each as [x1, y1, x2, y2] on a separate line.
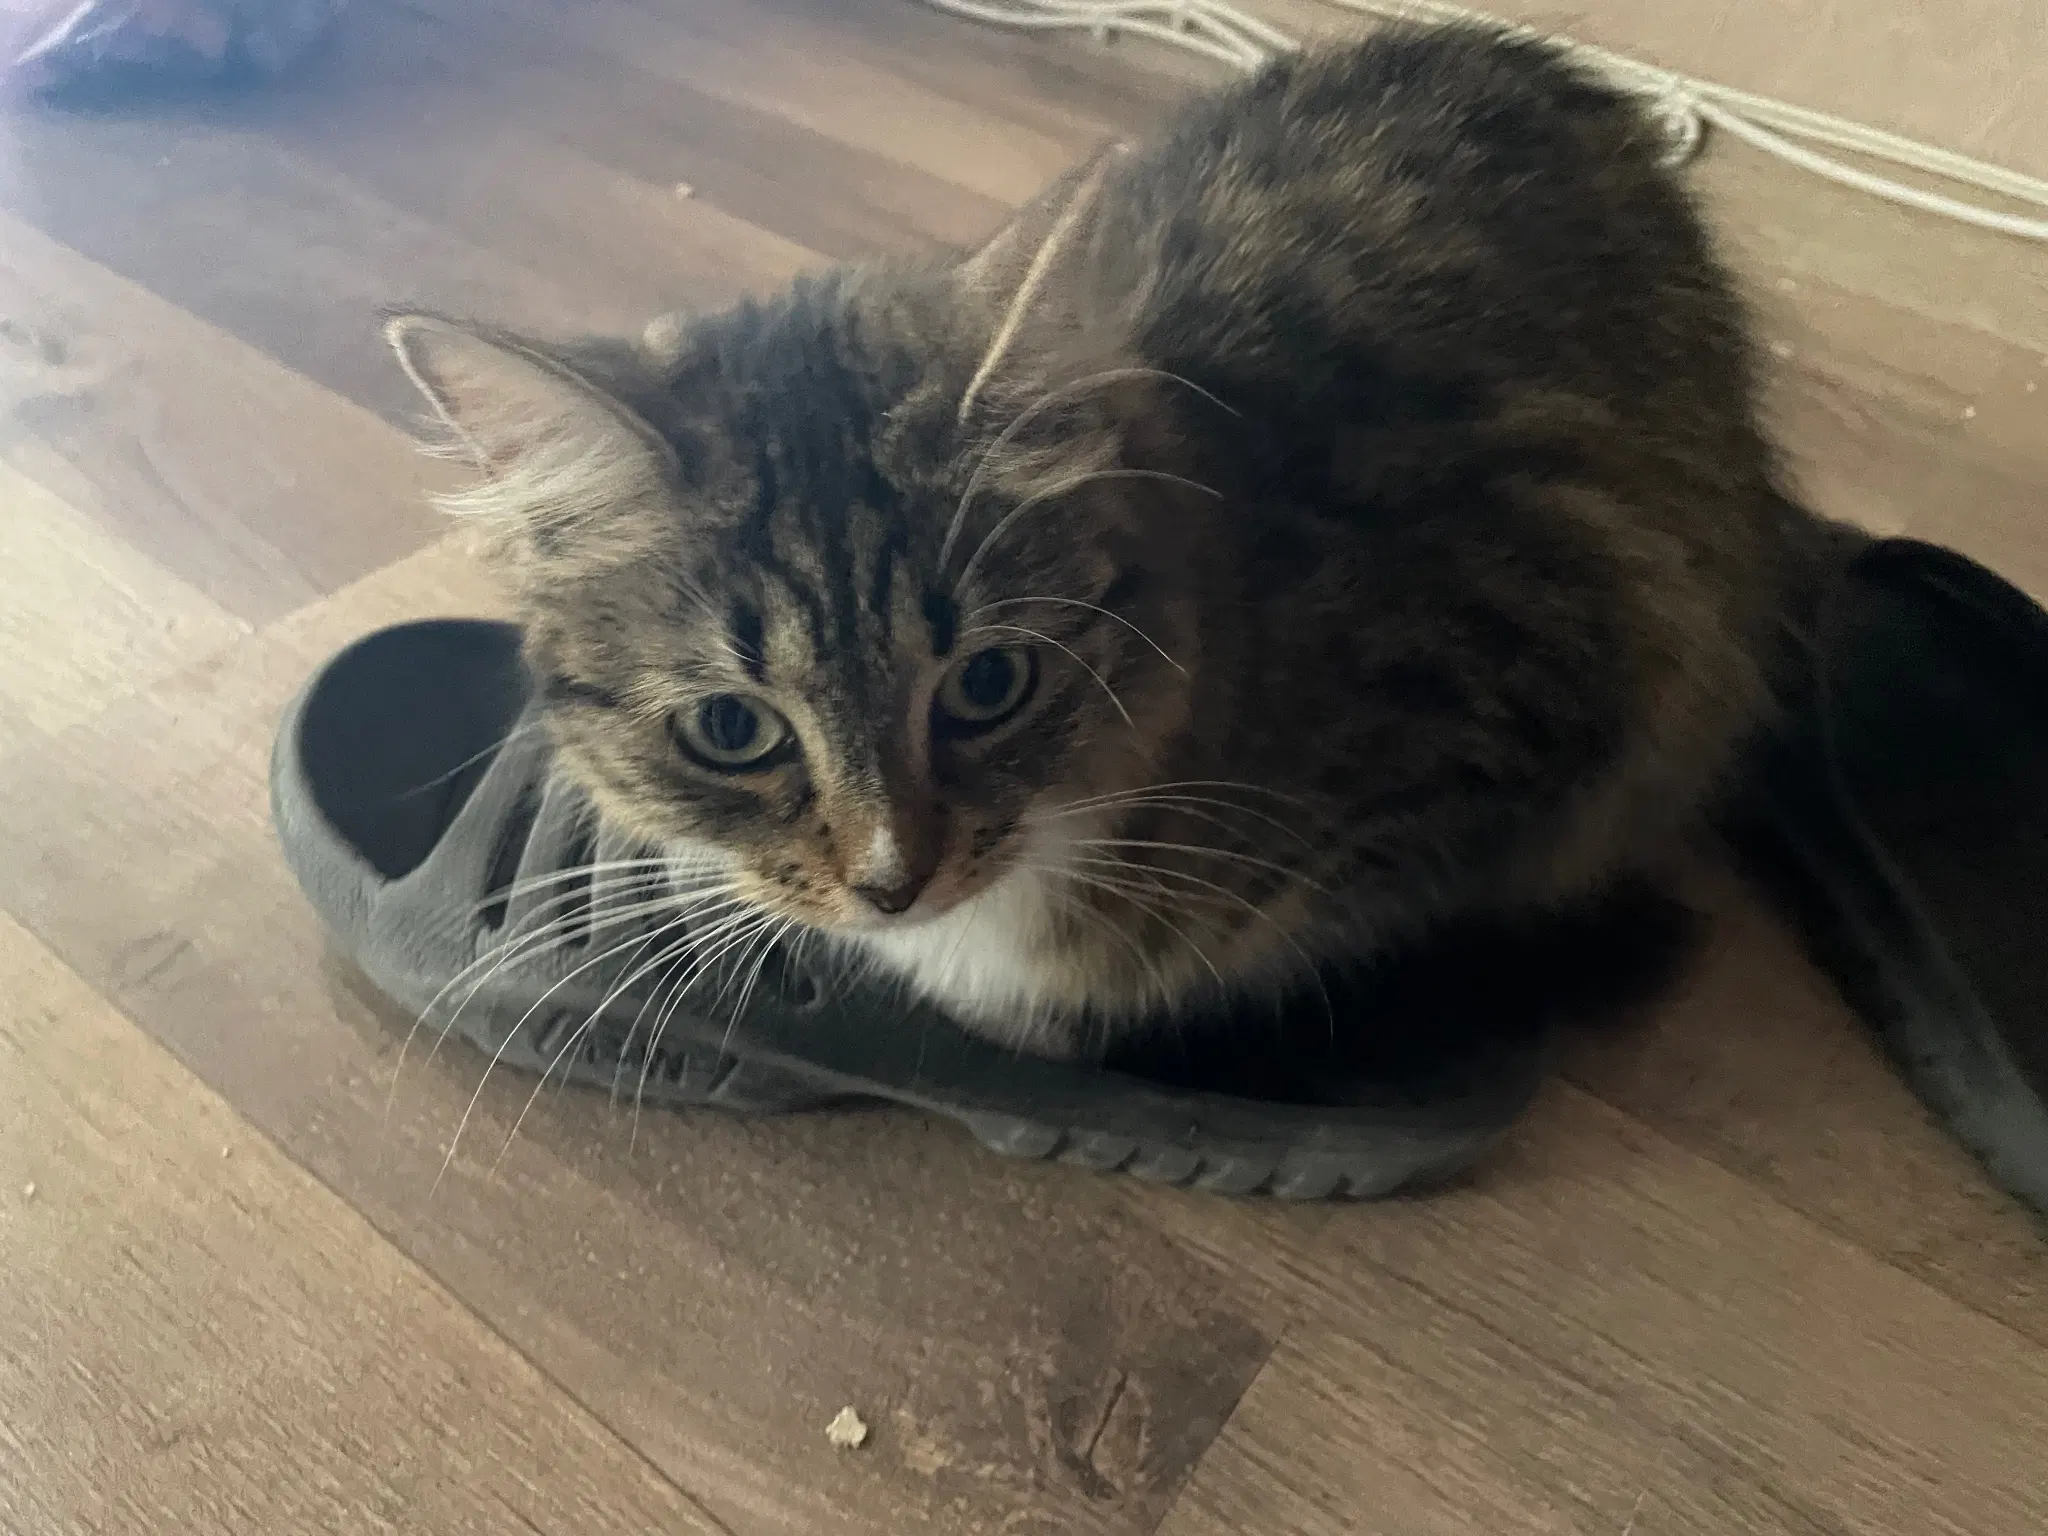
[1717, 508, 2048, 1218]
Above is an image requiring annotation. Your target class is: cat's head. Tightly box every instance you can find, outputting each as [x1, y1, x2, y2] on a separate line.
[385, 158, 1214, 936]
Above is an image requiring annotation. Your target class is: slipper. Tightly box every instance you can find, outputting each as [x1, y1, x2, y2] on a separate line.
[1724, 537, 2048, 1216]
[269, 618, 1552, 1199]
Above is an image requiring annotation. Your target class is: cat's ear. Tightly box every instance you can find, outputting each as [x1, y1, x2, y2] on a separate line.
[952, 141, 1130, 423]
[952, 144, 1189, 469]
[383, 313, 678, 506]
[955, 139, 1128, 301]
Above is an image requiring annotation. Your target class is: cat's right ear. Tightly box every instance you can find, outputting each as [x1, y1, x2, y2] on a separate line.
[383, 312, 678, 510]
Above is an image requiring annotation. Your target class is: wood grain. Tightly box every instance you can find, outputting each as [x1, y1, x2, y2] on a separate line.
[0, 211, 442, 622]
[1563, 862, 2048, 1346]
[1160, 1079, 2048, 1536]
[0, 913, 727, 1536]
[0, 461, 246, 756]
[1695, 142, 2048, 595]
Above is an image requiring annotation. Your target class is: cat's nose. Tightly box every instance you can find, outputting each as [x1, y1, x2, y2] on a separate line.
[844, 814, 939, 916]
[852, 873, 929, 916]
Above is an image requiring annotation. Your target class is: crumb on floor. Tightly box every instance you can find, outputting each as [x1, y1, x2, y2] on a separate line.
[826, 1406, 869, 1450]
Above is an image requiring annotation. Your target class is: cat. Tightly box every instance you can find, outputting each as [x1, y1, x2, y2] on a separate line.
[385, 23, 1836, 1061]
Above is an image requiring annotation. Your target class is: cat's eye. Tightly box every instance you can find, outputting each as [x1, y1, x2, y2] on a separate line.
[671, 693, 792, 770]
[934, 645, 1037, 736]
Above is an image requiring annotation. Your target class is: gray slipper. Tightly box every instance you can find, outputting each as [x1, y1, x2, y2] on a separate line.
[1725, 537, 2048, 1216]
[270, 618, 1549, 1198]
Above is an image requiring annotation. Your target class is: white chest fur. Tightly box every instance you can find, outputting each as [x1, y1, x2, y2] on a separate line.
[848, 816, 1101, 1055]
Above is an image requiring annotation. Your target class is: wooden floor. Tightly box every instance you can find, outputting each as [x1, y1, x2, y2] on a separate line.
[2, 3, 2045, 1532]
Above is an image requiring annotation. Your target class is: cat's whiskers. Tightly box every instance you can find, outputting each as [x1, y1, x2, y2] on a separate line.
[1073, 848, 1313, 929]
[629, 904, 777, 1150]
[421, 876, 737, 1065]
[1072, 851, 1336, 1030]
[718, 913, 799, 1074]
[609, 901, 765, 1114]
[1019, 864, 1162, 983]
[387, 871, 693, 1124]
[604, 940, 699, 1107]
[385, 718, 552, 801]
[1061, 855, 1242, 923]
[489, 893, 765, 1171]
[1048, 863, 1232, 995]
[465, 857, 683, 913]
[1072, 836, 1328, 894]
[580, 893, 756, 1055]
[737, 917, 797, 1026]
[939, 365, 1240, 571]
[962, 621, 1133, 728]
[1025, 848, 1223, 942]
[924, 882, 991, 1005]
[420, 882, 750, 1180]
[438, 911, 703, 1191]
[953, 466, 1220, 600]
[698, 910, 789, 1068]
[1043, 778, 1316, 814]
[1000, 857, 1181, 1027]
[494, 914, 726, 1174]
[968, 595, 1186, 674]
[1027, 792, 1315, 851]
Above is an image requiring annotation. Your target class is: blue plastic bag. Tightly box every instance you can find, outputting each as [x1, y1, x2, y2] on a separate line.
[8, 0, 343, 94]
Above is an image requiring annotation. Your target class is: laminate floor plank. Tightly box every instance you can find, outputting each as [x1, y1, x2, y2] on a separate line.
[0, 95, 597, 425]
[0, 914, 729, 1536]
[0, 460, 246, 757]
[0, 211, 442, 622]
[1157, 1083, 2048, 1536]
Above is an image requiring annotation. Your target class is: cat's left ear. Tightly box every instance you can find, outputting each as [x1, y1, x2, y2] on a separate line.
[384, 312, 679, 496]
[954, 139, 1129, 304]
[951, 142, 1132, 425]
[949, 143, 1188, 467]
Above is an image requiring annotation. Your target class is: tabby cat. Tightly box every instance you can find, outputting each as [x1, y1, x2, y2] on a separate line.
[387, 23, 1830, 1060]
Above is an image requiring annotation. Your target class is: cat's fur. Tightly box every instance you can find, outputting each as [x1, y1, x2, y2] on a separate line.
[388, 24, 1829, 1058]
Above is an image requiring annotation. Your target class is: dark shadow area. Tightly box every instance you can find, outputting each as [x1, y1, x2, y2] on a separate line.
[1105, 879, 1700, 1106]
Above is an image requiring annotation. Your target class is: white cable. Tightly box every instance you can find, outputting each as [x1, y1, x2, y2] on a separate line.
[1695, 104, 2048, 242]
[910, 0, 2048, 242]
